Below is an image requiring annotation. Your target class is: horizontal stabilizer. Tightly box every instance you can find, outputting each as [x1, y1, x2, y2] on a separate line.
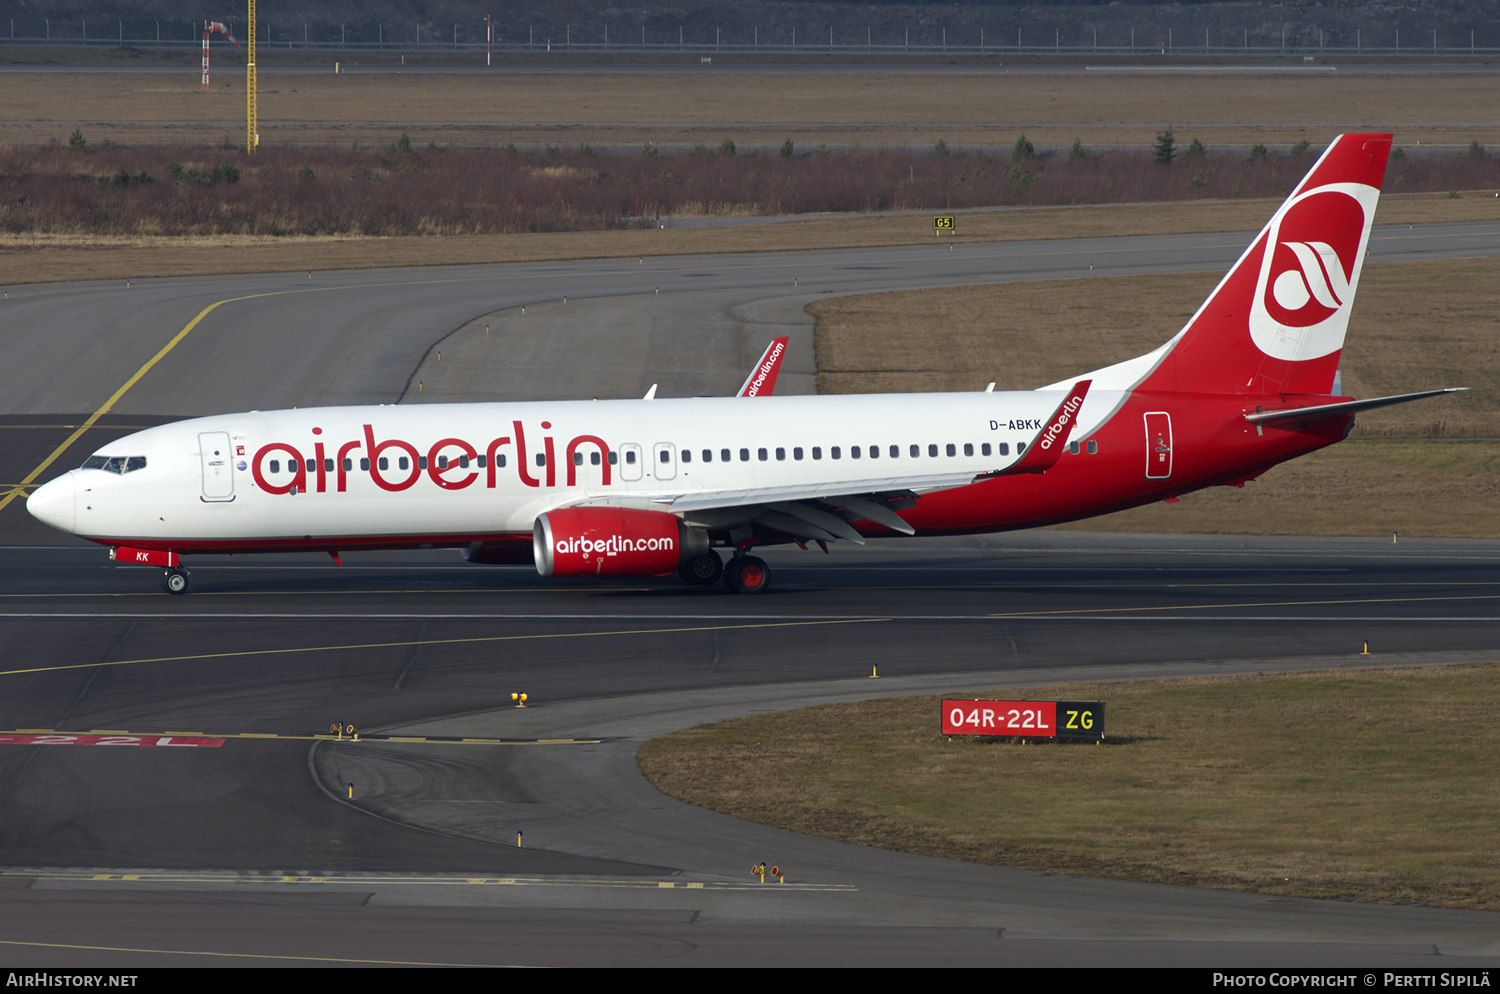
[1245, 388, 1466, 425]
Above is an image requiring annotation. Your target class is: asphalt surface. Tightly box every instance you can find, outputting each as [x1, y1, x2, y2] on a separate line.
[3, 225, 1500, 966]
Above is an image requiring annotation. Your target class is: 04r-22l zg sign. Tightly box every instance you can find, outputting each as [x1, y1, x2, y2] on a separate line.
[941, 700, 1105, 741]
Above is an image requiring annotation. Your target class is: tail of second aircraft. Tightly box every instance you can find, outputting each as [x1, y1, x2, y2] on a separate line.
[1080, 133, 1391, 399]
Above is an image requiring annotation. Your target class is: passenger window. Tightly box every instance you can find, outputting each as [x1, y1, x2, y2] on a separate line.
[964, 443, 974, 457]
[928, 444, 938, 457]
[1018, 442, 1027, 453]
[459, 455, 470, 469]
[475, 456, 485, 469]
[536, 453, 547, 467]
[377, 457, 388, 471]
[910, 444, 920, 458]
[126, 457, 147, 472]
[998, 443, 1009, 456]
[758, 448, 768, 461]
[306, 458, 316, 472]
[946, 444, 957, 457]
[573, 452, 583, 466]
[496, 454, 507, 467]
[867, 445, 878, 459]
[360, 458, 370, 471]
[721, 449, 731, 462]
[831, 446, 841, 459]
[851, 446, 861, 460]
[812, 447, 822, 460]
[793, 447, 803, 460]
[889, 445, 899, 458]
[1068, 441, 1080, 455]
[740, 448, 750, 462]
[626, 451, 636, 465]
[324, 458, 335, 472]
[269, 460, 280, 474]
[1088, 440, 1098, 454]
[437, 455, 449, 470]
[659, 450, 670, 463]
[702, 449, 712, 463]
[775, 447, 785, 461]
[591, 452, 601, 466]
[608, 452, 618, 465]
[981, 443, 992, 457]
[682, 450, 691, 463]
[342, 458, 353, 472]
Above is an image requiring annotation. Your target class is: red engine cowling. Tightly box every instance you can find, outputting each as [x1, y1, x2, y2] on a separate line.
[534, 507, 704, 577]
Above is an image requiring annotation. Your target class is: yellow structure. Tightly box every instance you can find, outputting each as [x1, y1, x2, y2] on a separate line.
[246, 0, 258, 151]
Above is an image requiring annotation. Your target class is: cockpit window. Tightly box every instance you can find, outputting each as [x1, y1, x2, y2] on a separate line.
[81, 455, 147, 474]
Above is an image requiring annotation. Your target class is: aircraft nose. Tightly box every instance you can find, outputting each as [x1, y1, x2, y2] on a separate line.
[27, 472, 77, 534]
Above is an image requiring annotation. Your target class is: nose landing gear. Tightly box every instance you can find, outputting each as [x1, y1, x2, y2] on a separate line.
[160, 568, 190, 595]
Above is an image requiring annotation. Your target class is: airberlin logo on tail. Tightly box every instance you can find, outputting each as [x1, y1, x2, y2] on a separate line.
[743, 341, 785, 397]
[1248, 182, 1377, 363]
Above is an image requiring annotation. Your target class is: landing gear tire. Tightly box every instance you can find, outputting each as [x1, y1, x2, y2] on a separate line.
[161, 568, 189, 595]
[724, 555, 770, 595]
[678, 552, 724, 586]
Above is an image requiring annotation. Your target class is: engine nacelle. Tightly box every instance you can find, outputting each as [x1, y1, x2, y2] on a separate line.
[534, 507, 707, 578]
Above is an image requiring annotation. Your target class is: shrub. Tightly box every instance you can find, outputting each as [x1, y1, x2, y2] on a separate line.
[719, 137, 736, 156]
[394, 131, 413, 154]
[576, 142, 594, 157]
[1249, 143, 1268, 161]
[212, 161, 239, 184]
[69, 128, 86, 152]
[1067, 138, 1088, 163]
[642, 142, 658, 159]
[779, 139, 795, 159]
[1392, 146, 1406, 160]
[1469, 140, 1486, 159]
[544, 144, 560, 157]
[298, 164, 316, 185]
[931, 139, 950, 157]
[1290, 140, 1311, 158]
[1012, 134, 1034, 161]
[1185, 138, 1206, 159]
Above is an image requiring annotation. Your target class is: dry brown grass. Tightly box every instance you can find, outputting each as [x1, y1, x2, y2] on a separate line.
[7, 70, 1500, 149]
[639, 664, 1500, 909]
[4, 191, 1493, 286]
[811, 255, 1500, 537]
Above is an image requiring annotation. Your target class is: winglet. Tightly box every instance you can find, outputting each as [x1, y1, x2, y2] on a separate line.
[738, 337, 790, 397]
[1001, 380, 1092, 475]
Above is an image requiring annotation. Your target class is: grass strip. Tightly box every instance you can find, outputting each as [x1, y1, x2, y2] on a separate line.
[639, 663, 1500, 909]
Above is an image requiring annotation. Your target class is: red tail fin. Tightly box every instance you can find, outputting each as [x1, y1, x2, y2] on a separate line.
[1138, 133, 1390, 397]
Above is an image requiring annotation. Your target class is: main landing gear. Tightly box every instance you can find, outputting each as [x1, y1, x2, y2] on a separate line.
[678, 551, 772, 594]
[160, 567, 190, 595]
[678, 552, 724, 586]
[723, 554, 770, 595]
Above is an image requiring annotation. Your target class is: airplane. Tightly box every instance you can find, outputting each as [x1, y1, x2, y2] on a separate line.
[27, 133, 1463, 595]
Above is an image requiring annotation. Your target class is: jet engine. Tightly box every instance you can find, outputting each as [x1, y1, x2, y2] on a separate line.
[534, 506, 708, 577]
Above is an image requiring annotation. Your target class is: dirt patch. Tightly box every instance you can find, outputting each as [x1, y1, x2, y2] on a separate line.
[7, 69, 1500, 149]
[640, 664, 1500, 909]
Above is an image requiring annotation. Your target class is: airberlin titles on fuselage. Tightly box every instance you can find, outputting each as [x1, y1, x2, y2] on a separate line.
[251, 420, 610, 495]
[248, 416, 1031, 497]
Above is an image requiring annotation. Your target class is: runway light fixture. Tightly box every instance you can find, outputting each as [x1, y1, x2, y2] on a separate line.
[512, 692, 528, 708]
